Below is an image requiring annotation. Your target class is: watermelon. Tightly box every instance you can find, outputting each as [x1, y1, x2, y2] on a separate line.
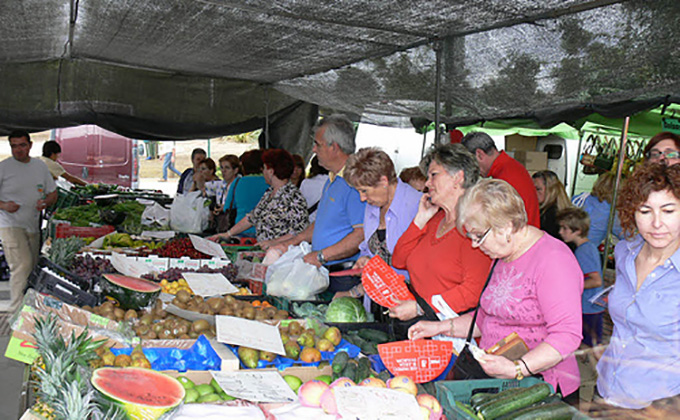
[325, 297, 368, 323]
[91, 367, 185, 419]
[101, 274, 161, 310]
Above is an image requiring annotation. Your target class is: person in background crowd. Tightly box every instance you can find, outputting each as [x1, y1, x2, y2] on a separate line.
[143, 140, 157, 160]
[228, 150, 269, 237]
[391, 143, 491, 324]
[334, 147, 422, 300]
[409, 178, 583, 399]
[208, 149, 308, 243]
[597, 164, 680, 409]
[461, 132, 540, 228]
[40, 141, 88, 186]
[266, 115, 366, 293]
[299, 155, 329, 223]
[399, 166, 427, 192]
[532, 170, 572, 238]
[643, 131, 680, 166]
[178, 148, 206, 194]
[189, 158, 218, 193]
[572, 172, 623, 245]
[557, 207, 604, 347]
[158, 141, 181, 182]
[0, 130, 57, 313]
[291, 154, 305, 188]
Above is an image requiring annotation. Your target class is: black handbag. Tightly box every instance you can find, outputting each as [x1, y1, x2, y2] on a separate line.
[451, 259, 498, 380]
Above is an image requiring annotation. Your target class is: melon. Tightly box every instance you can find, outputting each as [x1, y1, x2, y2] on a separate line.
[91, 367, 184, 419]
[102, 274, 161, 310]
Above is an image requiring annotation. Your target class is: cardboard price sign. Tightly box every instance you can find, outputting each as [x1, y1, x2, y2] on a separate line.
[377, 339, 453, 383]
[361, 256, 414, 308]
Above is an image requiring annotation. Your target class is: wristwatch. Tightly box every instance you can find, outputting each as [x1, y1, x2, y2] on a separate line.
[316, 250, 327, 265]
[513, 360, 524, 380]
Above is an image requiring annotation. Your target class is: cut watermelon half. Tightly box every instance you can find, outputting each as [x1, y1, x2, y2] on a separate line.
[102, 274, 161, 310]
[92, 367, 184, 419]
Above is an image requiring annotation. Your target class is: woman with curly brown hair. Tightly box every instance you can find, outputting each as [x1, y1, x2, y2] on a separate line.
[596, 163, 680, 408]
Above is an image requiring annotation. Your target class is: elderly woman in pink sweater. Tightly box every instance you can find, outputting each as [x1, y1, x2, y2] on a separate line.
[409, 179, 583, 398]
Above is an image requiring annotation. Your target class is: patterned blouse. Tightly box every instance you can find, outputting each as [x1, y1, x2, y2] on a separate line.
[247, 182, 309, 242]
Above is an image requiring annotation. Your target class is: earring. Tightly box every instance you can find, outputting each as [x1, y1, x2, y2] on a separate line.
[506, 234, 511, 243]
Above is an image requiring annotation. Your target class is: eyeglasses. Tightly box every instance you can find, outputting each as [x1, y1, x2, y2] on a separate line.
[647, 150, 680, 160]
[466, 227, 492, 245]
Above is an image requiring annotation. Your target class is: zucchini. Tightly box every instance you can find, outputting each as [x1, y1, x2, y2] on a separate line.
[342, 359, 358, 383]
[478, 384, 552, 420]
[473, 388, 525, 410]
[495, 395, 564, 420]
[357, 328, 390, 343]
[377, 370, 391, 382]
[332, 351, 350, 374]
[470, 392, 498, 408]
[500, 402, 574, 420]
[456, 401, 480, 419]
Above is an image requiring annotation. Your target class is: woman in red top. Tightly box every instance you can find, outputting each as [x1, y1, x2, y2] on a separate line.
[391, 143, 491, 322]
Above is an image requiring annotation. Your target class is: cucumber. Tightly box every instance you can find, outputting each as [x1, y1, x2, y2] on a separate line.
[357, 328, 390, 343]
[499, 402, 574, 420]
[470, 392, 498, 408]
[356, 357, 371, 383]
[478, 384, 552, 420]
[495, 394, 564, 420]
[473, 388, 525, 410]
[332, 351, 350, 374]
[455, 401, 480, 419]
[342, 359, 358, 383]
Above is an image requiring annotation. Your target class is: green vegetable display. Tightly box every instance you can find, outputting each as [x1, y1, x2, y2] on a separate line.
[53, 201, 153, 234]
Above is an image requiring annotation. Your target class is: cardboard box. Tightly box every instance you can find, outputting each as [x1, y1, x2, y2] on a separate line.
[505, 134, 537, 152]
[513, 150, 548, 171]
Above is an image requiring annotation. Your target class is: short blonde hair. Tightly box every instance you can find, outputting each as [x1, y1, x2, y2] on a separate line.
[345, 147, 397, 188]
[457, 178, 528, 233]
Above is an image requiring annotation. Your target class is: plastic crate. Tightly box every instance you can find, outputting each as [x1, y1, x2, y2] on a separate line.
[55, 224, 115, 239]
[436, 377, 553, 420]
[27, 257, 99, 307]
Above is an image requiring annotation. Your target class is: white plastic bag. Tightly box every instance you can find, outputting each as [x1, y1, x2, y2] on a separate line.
[264, 242, 329, 300]
[170, 190, 210, 233]
[142, 202, 171, 227]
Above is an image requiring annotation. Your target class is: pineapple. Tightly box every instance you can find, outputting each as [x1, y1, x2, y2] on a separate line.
[52, 381, 95, 420]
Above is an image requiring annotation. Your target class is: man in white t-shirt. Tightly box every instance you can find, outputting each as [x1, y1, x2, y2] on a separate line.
[0, 131, 57, 313]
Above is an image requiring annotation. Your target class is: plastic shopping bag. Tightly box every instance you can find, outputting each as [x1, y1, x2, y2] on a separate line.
[170, 191, 210, 233]
[265, 242, 329, 300]
[142, 202, 171, 227]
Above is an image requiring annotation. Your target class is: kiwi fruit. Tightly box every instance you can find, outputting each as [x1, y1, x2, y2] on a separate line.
[175, 289, 192, 304]
[242, 306, 256, 320]
[139, 314, 154, 326]
[206, 297, 224, 312]
[124, 309, 138, 321]
[192, 319, 210, 333]
[219, 306, 234, 316]
[223, 295, 235, 305]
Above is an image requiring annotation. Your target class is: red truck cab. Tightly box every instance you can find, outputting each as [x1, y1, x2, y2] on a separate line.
[52, 125, 139, 188]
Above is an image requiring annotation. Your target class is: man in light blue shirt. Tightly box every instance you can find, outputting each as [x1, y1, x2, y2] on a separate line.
[270, 115, 365, 292]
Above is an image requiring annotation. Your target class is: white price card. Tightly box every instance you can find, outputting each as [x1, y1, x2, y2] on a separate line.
[141, 230, 176, 239]
[335, 387, 421, 420]
[182, 272, 239, 297]
[210, 370, 297, 403]
[110, 252, 157, 278]
[189, 234, 228, 260]
[216, 315, 285, 355]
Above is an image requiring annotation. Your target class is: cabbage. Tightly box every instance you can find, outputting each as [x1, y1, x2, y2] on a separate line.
[325, 297, 367, 323]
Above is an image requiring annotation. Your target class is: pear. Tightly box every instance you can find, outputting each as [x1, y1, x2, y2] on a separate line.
[323, 327, 342, 346]
[297, 332, 315, 348]
[131, 344, 145, 361]
[316, 338, 335, 352]
[238, 347, 260, 369]
[259, 351, 277, 362]
[101, 349, 116, 366]
[284, 341, 301, 360]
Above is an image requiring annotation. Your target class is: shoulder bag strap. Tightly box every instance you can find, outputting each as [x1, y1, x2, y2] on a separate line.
[464, 259, 499, 344]
[226, 177, 241, 211]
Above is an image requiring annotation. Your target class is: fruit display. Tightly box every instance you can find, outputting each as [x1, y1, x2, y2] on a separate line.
[151, 238, 212, 259]
[69, 254, 116, 282]
[178, 376, 236, 404]
[93, 344, 152, 369]
[160, 278, 193, 295]
[170, 291, 289, 320]
[91, 367, 186, 419]
[101, 273, 162, 310]
[82, 301, 141, 323]
[141, 264, 238, 283]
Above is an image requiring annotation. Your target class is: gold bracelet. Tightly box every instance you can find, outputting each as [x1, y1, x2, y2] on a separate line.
[449, 318, 455, 337]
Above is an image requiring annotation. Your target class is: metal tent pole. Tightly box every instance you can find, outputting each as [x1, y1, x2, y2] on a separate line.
[571, 132, 585, 197]
[602, 117, 630, 271]
[434, 40, 443, 145]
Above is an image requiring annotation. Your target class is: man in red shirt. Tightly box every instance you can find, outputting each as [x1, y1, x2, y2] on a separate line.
[462, 132, 540, 228]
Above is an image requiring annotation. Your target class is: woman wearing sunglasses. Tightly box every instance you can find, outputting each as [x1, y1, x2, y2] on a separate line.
[409, 179, 583, 399]
[644, 132, 680, 166]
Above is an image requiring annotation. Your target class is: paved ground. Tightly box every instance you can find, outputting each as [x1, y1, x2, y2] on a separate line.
[0, 319, 25, 420]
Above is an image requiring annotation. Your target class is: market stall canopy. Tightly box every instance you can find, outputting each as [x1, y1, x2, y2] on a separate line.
[0, 0, 679, 140]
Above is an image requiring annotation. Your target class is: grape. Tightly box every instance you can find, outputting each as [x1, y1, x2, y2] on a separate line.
[142, 264, 238, 282]
[69, 254, 116, 282]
